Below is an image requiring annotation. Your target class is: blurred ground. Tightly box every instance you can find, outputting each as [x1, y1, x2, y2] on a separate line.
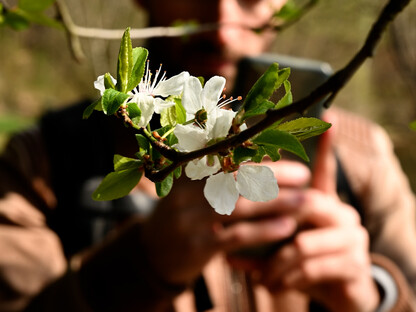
[0, 0, 415, 191]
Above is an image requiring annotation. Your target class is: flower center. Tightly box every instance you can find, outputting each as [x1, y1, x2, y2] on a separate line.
[194, 108, 208, 128]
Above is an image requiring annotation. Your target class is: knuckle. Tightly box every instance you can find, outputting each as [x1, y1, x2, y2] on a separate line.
[292, 233, 309, 257]
[299, 261, 315, 283]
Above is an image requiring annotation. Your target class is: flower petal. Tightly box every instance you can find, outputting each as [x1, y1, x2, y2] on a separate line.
[204, 172, 239, 215]
[185, 156, 221, 180]
[94, 74, 116, 96]
[174, 124, 207, 152]
[154, 71, 189, 97]
[208, 108, 236, 139]
[131, 94, 155, 127]
[154, 98, 175, 114]
[236, 165, 279, 202]
[202, 76, 226, 111]
[182, 76, 203, 115]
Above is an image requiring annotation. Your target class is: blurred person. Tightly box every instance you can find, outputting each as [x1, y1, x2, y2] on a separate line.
[0, 0, 416, 312]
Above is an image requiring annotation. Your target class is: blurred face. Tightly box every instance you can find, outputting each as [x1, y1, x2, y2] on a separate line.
[138, 0, 287, 89]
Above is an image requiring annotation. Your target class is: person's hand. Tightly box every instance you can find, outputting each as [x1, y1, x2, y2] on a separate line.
[140, 172, 299, 288]
[228, 130, 380, 312]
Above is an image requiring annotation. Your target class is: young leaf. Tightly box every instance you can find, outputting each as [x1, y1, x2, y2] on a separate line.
[253, 129, 309, 161]
[113, 154, 142, 171]
[83, 98, 102, 119]
[241, 100, 275, 120]
[135, 134, 150, 154]
[262, 145, 281, 162]
[174, 166, 182, 179]
[127, 102, 142, 125]
[160, 105, 177, 127]
[116, 28, 133, 93]
[156, 172, 174, 197]
[252, 146, 267, 163]
[276, 117, 331, 141]
[104, 73, 116, 89]
[175, 97, 186, 124]
[233, 146, 257, 165]
[240, 65, 291, 121]
[92, 168, 143, 201]
[102, 89, 129, 115]
[275, 80, 293, 109]
[127, 47, 148, 91]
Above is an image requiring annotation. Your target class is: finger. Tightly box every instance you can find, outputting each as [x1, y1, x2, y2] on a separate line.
[292, 188, 361, 228]
[224, 188, 303, 222]
[265, 159, 311, 187]
[311, 120, 337, 195]
[276, 226, 369, 262]
[216, 215, 297, 252]
[281, 251, 371, 290]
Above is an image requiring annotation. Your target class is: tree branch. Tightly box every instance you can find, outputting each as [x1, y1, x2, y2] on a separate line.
[146, 0, 413, 182]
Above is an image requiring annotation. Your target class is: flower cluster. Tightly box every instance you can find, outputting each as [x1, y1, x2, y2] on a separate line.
[87, 28, 331, 217]
[93, 60, 279, 215]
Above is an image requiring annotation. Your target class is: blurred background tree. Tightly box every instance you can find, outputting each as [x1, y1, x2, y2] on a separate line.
[0, 0, 415, 191]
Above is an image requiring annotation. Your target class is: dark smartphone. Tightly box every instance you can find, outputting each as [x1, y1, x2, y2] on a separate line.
[231, 54, 333, 258]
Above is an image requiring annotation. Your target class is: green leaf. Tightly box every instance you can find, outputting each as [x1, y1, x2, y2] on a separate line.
[160, 105, 177, 127]
[127, 102, 142, 125]
[127, 47, 148, 91]
[241, 100, 275, 120]
[161, 97, 186, 127]
[263, 145, 281, 162]
[102, 89, 129, 115]
[92, 168, 142, 201]
[13, 8, 62, 28]
[83, 98, 102, 119]
[174, 166, 182, 179]
[4, 11, 29, 30]
[252, 146, 267, 163]
[233, 146, 257, 165]
[240, 65, 290, 121]
[175, 98, 186, 124]
[113, 154, 142, 171]
[156, 172, 174, 197]
[135, 134, 150, 154]
[275, 80, 293, 109]
[104, 73, 116, 89]
[274, 0, 301, 21]
[410, 120, 416, 131]
[276, 117, 331, 141]
[116, 28, 133, 93]
[19, 0, 55, 12]
[253, 129, 309, 161]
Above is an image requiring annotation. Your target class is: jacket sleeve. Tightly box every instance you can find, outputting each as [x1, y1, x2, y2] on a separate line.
[331, 108, 416, 311]
[0, 128, 67, 311]
[0, 127, 186, 312]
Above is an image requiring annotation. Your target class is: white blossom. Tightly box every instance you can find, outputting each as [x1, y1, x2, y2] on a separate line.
[204, 165, 279, 215]
[94, 64, 189, 127]
[94, 74, 116, 96]
[174, 75, 236, 153]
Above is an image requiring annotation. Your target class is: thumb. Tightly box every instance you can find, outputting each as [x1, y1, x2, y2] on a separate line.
[311, 116, 337, 195]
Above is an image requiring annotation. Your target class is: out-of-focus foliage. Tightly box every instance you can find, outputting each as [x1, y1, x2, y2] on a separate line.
[0, 0, 61, 30]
